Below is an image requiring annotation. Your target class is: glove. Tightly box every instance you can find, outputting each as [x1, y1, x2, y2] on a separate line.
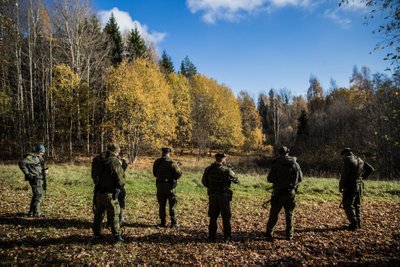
[25, 174, 33, 181]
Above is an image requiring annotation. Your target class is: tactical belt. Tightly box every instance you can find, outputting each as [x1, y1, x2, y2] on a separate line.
[98, 187, 115, 193]
[157, 178, 172, 183]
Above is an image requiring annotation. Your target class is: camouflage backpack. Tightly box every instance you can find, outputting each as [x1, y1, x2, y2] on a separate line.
[91, 152, 106, 185]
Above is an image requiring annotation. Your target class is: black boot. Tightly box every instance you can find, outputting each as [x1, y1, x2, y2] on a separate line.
[114, 235, 124, 243]
[347, 222, 358, 231]
[158, 218, 166, 227]
[170, 217, 180, 228]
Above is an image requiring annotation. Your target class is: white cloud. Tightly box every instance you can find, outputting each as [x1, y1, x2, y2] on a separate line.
[323, 8, 352, 29]
[97, 7, 166, 45]
[186, 0, 312, 23]
[269, 0, 310, 8]
[340, 0, 368, 10]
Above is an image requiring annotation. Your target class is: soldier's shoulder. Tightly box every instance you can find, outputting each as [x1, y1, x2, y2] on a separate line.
[344, 155, 357, 165]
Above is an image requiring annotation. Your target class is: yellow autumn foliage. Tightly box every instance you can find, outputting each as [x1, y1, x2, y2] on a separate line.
[191, 75, 244, 149]
[167, 73, 192, 148]
[104, 59, 176, 151]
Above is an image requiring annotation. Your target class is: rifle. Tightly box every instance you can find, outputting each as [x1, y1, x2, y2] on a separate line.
[262, 186, 274, 208]
[261, 183, 299, 209]
[42, 167, 48, 198]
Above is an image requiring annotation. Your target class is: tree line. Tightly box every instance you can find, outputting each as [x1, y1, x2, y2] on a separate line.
[0, 0, 399, 179]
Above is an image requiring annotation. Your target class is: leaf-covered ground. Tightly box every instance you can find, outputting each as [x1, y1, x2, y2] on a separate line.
[0, 164, 399, 265]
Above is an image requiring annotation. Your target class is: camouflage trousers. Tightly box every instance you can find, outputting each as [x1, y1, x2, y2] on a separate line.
[266, 191, 296, 238]
[342, 184, 363, 226]
[92, 192, 121, 236]
[157, 183, 177, 224]
[28, 178, 44, 216]
[208, 192, 232, 238]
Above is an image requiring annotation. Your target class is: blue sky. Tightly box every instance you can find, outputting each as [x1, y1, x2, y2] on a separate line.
[94, 0, 389, 98]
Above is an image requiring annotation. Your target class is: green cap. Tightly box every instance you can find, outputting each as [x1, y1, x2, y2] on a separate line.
[278, 146, 289, 155]
[107, 143, 120, 154]
[341, 147, 352, 156]
[215, 153, 227, 159]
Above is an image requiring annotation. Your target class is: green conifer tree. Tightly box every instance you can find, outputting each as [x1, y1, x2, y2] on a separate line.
[126, 27, 147, 61]
[180, 56, 197, 79]
[104, 13, 123, 65]
[159, 50, 175, 75]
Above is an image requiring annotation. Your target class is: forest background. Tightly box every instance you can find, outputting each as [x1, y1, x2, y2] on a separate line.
[0, 0, 399, 179]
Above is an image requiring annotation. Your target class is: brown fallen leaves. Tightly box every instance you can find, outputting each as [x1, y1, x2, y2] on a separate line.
[0, 190, 399, 265]
[0, 171, 400, 265]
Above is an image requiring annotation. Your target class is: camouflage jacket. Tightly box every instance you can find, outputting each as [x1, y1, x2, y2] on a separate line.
[97, 151, 125, 191]
[202, 163, 239, 195]
[19, 152, 46, 179]
[267, 156, 303, 194]
[339, 153, 374, 192]
[153, 157, 182, 184]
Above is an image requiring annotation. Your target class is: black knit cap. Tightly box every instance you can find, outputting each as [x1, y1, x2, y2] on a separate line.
[162, 147, 172, 153]
[341, 147, 352, 156]
[215, 153, 227, 159]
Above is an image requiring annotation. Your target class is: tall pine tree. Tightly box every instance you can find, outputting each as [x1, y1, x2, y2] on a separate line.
[180, 56, 197, 79]
[104, 13, 123, 65]
[159, 50, 175, 75]
[126, 27, 147, 62]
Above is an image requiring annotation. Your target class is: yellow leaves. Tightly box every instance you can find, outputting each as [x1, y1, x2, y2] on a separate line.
[49, 64, 80, 102]
[104, 59, 176, 149]
[191, 75, 244, 148]
[168, 73, 192, 147]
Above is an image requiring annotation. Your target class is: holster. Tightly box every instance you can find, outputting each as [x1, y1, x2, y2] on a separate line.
[225, 188, 233, 202]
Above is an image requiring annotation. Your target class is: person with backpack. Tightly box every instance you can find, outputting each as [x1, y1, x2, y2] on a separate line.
[265, 146, 303, 241]
[92, 143, 125, 243]
[202, 153, 239, 242]
[18, 145, 48, 217]
[339, 148, 374, 230]
[153, 148, 182, 228]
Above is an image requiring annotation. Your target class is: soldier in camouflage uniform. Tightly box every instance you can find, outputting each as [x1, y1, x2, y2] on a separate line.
[153, 148, 182, 227]
[19, 145, 48, 217]
[339, 148, 374, 230]
[266, 146, 302, 241]
[202, 153, 239, 242]
[92, 143, 125, 242]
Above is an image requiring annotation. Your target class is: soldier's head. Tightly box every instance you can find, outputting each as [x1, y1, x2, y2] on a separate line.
[340, 147, 352, 157]
[215, 153, 227, 164]
[107, 143, 121, 156]
[278, 146, 289, 156]
[161, 147, 172, 157]
[35, 145, 46, 156]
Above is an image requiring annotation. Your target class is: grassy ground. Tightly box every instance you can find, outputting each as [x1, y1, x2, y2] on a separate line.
[0, 163, 399, 265]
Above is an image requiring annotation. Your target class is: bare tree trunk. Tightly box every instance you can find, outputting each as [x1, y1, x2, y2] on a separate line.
[15, 0, 25, 155]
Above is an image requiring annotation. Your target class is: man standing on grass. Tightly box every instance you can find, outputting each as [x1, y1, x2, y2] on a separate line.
[19, 145, 48, 217]
[153, 147, 182, 228]
[92, 143, 125, 243]
[266, 146, 303, 241]
[202, 153, 239, 242]
[339, 147, 374, 230]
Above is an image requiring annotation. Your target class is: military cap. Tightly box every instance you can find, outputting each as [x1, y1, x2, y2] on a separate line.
[278, 146, 289, 155]
[162, 147, 172, 153]
[215, 152, 227, 159]
[341, 147, 352, 156]
[107, 143, 121, 154]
